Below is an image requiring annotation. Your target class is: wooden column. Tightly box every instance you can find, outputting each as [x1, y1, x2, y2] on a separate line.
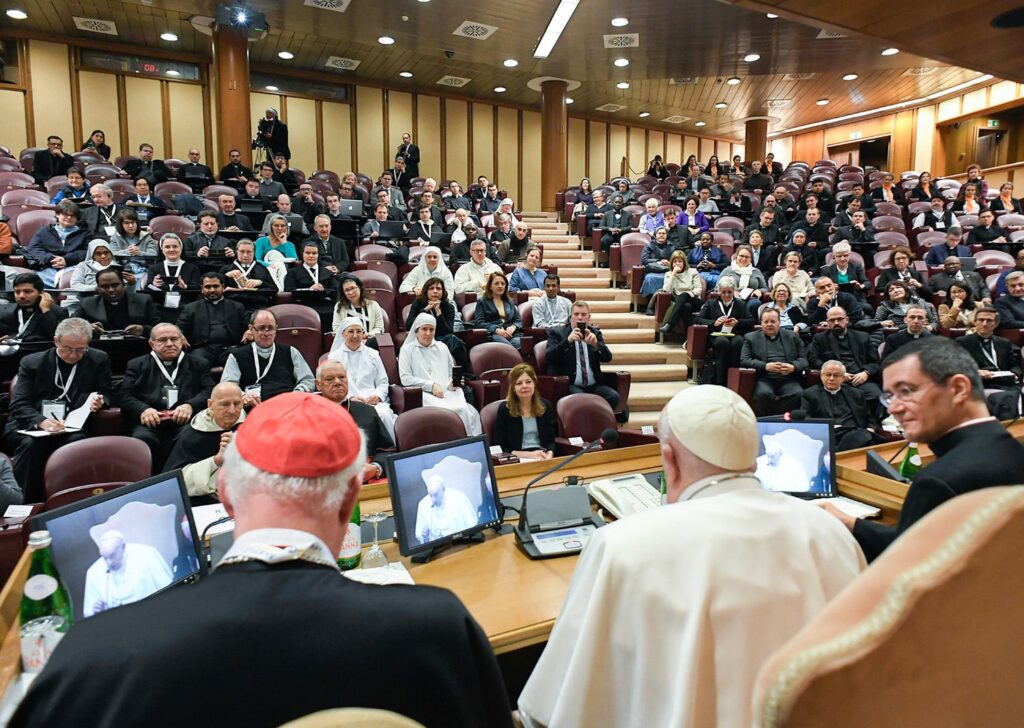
[212, 24, 252, 166]
[540, 79, 568, 213]
[744, 118, 768, 164]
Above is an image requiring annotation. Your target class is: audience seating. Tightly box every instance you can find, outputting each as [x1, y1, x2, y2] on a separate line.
[553, 394, 657, 456]
[43, 436, 151, 506]
[393, 407, 466, 451]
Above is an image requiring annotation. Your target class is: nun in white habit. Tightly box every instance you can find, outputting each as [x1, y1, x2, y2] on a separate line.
[398, 246, 455, 295]
[328, 316, 397, 439]
[399, 312, 482, 436]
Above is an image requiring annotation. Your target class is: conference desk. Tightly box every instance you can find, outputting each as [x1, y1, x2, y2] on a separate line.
[1, 425, 1021, 700]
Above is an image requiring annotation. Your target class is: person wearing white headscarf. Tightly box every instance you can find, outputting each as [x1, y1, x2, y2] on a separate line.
[399, 313, 481, 436]
[399, 246, 455, 295]
[328, 317, 396, 438]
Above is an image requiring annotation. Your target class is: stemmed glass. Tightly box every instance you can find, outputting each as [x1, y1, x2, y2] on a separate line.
[362, 511, 389, 569]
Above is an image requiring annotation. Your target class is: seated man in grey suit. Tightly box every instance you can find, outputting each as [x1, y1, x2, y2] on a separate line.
[740, 307, 808, 416]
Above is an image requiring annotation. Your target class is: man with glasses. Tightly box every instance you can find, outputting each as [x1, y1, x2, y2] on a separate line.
[117, 323, 215, 472]
[79, 268, 158, 337]
[820, 337, 1024, 562]
[221, 309, 314, 408]
[3, 318, 111, 501]
[176, 273, 248, 369]
[956, 307, 1021, 392]
[123, 143, 171, 185]
[31, 135, 75, 185]
[371, 171, 406, 212]
[880, 305, 932, 360]
[177, 148, 214, 193]
[291, 182, 324, 227]
[801, 360, 881, 451]
[994, 270, 1024, 328]
[809, 306, 883, 413]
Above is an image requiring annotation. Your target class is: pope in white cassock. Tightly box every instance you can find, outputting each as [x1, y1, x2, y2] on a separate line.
[328, 316, 398, 439]
[756, 435, 811, 492]
[82, 530, 173, 618]
[516, 385, 865, 728]
[399, 313, 482, 436]
[414, 474, 478, 544]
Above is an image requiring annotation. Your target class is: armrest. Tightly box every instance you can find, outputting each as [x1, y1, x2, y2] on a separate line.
[616, 430, 660, 447]
[630, 265, 645, 295]
[388, 384, 422, 413]
[609, 244, 621, 273]
[538, 374, 569, 402]
[686, 324, 710, 360]
[806, 369, 821, 387]
[93, 407, 125, 436]
[654, 291, 672, 323]
[726, 367, 757, 403]
[455, 329, 491, 350]
[554, 437, 587, 457]
[997, 328, 1024, 346]
[599, 371, 631, 415]
[590, 227, 602, 253]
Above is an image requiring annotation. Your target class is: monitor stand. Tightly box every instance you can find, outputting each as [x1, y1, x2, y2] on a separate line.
[410, 531, 485, 564]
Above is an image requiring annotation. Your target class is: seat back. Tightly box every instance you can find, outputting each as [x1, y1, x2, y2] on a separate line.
[149, 215, 196, 238]
[11, 208, 56, 244]
[202, 184, 238, 200]
[556, 393, 617, 442]
[469, 341, 523, 375]
[479, 401, 503, 447]
[43, 436, 151, 498]
[84, 165, 121, 185]
[872, 215, 906, 233]
[394, 407, 467, 451]
[974, 250, 1015, 268]
[153, 180, 193, 206]
[45, 482, 128, 511]
[351, 269, 396, 329]
[0, 171, 36, 191]
[754, 487, 1024, 728]
[1, 189, 49, 207]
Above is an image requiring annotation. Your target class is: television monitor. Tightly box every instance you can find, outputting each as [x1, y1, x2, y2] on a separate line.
[31, 471, 205, 622]
[384, 435, 503, 557]
[754, 419, 836, 498]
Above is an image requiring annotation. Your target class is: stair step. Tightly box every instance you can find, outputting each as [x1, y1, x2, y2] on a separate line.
[627, 381, 691, 410]
[606, 343, 688, 365]
[601, 329, 655, 344]
[559, 276, 611, 288]
[616, 363, 689, 381]
[585, 300, 631, 312]
[566, 289, 631, 301]
[624, 410, 662, 430]
[590, 312, 657, 329]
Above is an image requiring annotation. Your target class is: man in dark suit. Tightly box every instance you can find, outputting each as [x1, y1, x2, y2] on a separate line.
[79, 268, 159, 337]
[2, 318, 113, 501]
[31, 136, 75, 184]
[818, 242, 871, 303]
[880, 306, 933, 360]
[743, 161, 774, 196]
[994, 270, 1024, 328]
[802, 360, 881, 451]
[694, 276, 756, 386]
[808, 306, 883, 411]
[0, 273, 67, 343]
[800, 180, 835, 217]
[740, 307, 808, 416]
[599, 195, 636, 259]
[176, 273, 248, 369]
[743, 209, 783, 245]
[116, 323, 215, 472]
[845, 182, 876, 218]
[306, 215, 351, 274]
[956, 307, 1021, 392]
[218, 148, 253, 183]
[122, 143, 171, 185]
[397, 132, 421, 179]
[805, 277, 868, 327]
[821, 337, 1024, 562]
[790, 207, 830, 248]
[386, 156, 412, 193]
[749, 238, 780, 278]
[547, 301, 619, 411]
[220, 239, 276, 312]
[184, 211, 235, 258]
[479, 184, 503, 215]
[177, 147, 215, 193]
[80, 184, 125, 240]
[830, 209, 876, 252]
[927, 256, 989, 303]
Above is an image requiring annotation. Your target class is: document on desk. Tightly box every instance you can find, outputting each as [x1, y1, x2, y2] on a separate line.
[17, 393, 98, 436]
[820, 497, 881, 519]
[192, 503, 233, 538]
[343, 563, 415, 586]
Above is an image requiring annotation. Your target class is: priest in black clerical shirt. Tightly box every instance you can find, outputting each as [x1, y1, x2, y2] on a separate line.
[315, 359, 393, 482]
[220, 239, 275, 311]
[218, 149, 254, 183]
[177, 147, 215, 193]
[802, 360, 881, 451]
[78, 268, 158, 338]
[176, 273, 248, 369]
[0, 273, 67, 343]
[956, 306, 1021, 392]
[122, 143, 170, 185]
[808, 306, 883, 412]
[116, 323, 214, 472]
[184, 212, 235, 258]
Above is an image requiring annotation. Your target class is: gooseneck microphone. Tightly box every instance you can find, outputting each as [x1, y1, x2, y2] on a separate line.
[516, 428, 618, 538]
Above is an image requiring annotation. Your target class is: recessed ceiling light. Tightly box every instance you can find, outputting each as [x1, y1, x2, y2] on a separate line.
[694, 121, 706, 127]
[378, 36, 395, 45]
[417, 0, 430, 3]
[565, 97, 574, 104]
[881, 47, 899, 56]
[266, 85, 279, 91]
[726, 77, 741, 85]
[613, 58, 629, 67]
[766, 13, 778, 19]
[843, 73, 859, 81]
[278, 51, 294, 60]
[743, 53, 761, 62]
[494, 86, 507, 93]
[611, 17, 628, 27]
[6, 9, 27, 19]
[165, 70, 181, 77]
[160, 32, 178, 42]
[616, 81, 630, 89]
[503, 59, 518, 68]
[399, 71, 413, 78]
[714, 101, 727, 109]
[639, 111, 650, 118]
[816, 98, 830, 106]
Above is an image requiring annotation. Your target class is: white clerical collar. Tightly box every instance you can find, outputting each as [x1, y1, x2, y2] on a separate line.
[941, 416, 997, 437]
[218, 527, 336, 570]
[677, 472, 760, 502]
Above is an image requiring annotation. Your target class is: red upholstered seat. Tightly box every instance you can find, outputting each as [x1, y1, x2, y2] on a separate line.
[149, 215, 196, 238]
[394, 407, 467, 451]
[44, 436, 151, 501]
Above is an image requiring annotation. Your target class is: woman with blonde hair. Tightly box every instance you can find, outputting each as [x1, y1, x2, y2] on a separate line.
[658, 251, 702, 335]
[492, 363, 556, 460]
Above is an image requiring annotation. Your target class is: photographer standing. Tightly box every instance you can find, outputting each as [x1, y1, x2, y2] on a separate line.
[253, 108, 290, 164]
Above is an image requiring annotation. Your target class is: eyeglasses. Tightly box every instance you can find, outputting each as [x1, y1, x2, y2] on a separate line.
[251, 325, 277, 333]
[56, 345, 88, 355]
[879, 379, 946, 409]
[153, 336, 182, 344]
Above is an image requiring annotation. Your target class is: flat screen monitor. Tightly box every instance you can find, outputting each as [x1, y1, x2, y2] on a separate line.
[754, 419, 836, 498]
[31, 471, 205, 622]
[385, 435, 503, 557]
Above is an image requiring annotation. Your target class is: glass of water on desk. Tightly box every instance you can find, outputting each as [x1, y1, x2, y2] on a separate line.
[362, 512, 389, 570]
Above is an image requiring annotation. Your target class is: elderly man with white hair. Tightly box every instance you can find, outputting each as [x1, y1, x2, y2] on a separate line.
[801, 359, 881, 451]
[13, 393, 512, 727]
[517, 385, 864, 728]
[400, 313, 482, 436]
[329, 317, 397, 438]
[82, 529, 173, 617]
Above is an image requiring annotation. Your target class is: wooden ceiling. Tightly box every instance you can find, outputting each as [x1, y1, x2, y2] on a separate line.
[3, 0, 996, 139]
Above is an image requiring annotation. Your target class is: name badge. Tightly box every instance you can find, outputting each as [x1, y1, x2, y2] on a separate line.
[104, 225, 117, 237]
[164, 291, 181, 309]
[720, 323, 734, 334]
[163, 386, 179, 409]
[41, 400, 67, 422]
[245, 385, 262, 399]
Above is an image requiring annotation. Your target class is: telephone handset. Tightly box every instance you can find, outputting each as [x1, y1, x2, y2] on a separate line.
[587, 474, 661, 520]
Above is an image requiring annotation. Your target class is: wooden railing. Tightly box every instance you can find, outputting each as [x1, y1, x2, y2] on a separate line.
[944, 161, 1024, 188]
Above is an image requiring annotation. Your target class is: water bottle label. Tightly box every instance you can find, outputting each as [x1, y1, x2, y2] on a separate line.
[23, 575, 57, 601]
[338, 527, 361, 559]
[909, 454, 922, 466]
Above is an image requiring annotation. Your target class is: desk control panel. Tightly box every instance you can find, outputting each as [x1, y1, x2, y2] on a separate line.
[531, 525, 597, 555]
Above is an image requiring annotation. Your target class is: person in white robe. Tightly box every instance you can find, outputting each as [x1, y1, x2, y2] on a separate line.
[399, 246, 455, 295]
[399, 313, 482, 436]
[414, 474, 478, 544]
[516, 385, 865, 728]
[756, 435, 810, 492]
[327, 317, 397, 438]
[82, 530, 173, 618]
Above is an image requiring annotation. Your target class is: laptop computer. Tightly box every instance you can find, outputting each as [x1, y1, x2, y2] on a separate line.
[183, 168, 209, 180]
[338, 199, 364, 218]
[376, 221, 407, 240]
[958, 257, 978, 271]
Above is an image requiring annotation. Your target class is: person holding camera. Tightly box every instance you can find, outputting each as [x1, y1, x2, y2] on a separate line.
[253, 108, 290, 162]
[546, 301, 619, 410]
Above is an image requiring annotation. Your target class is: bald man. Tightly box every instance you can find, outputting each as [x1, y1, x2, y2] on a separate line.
[518, 386, 864, 728]
[164, 382, 245, 503]
[177, 147, 214, 193]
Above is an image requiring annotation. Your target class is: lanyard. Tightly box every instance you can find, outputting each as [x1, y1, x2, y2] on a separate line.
[718, 300, 734, 318]
[980, 339, 999, 367]
[151, 351, 182, 385]
[306, 265, 319, 283]
[16, 309, 34, 338]
[252, 343, 277, 384]
[163, 261, 182, 287]
[100, 207, 115, 226]
[53, 355, 77, 401]
[235, 261, 256, 277]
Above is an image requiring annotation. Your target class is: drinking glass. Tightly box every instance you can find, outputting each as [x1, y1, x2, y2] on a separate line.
[362, 511, 389, 569]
